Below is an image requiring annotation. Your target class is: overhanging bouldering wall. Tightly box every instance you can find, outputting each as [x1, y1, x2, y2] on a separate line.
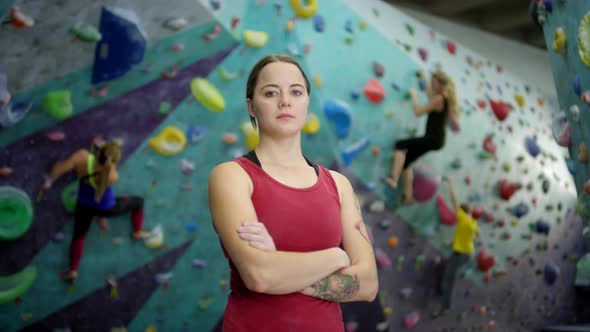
[533, 0, 590, 293]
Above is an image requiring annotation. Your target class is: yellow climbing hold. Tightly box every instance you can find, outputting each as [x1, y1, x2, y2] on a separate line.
[514, 94, 525, 107]
[286, 18, 295, 32]
[243, 30, 268, 48]
[302, 112, 320, 134]
[578, 12, 590, 66]
[190, 78, 225, 112]
[313, 75, 322, 89]
[552, 27, 567, 54]
[289, 0, 318, 19]
[241, 122, 260, 150]
[149, 126, 187, 156]
[145, 326, 157, 332]
[359, 20, 367, 31]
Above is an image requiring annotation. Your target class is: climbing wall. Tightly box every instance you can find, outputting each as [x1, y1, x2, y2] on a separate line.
[0, 0, 586, 331]
[533, 0, 590, 306]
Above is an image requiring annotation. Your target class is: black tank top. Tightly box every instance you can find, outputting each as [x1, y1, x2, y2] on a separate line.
[425, 95, 449, 143]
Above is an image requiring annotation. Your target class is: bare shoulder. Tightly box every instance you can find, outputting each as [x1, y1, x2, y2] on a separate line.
[209, 161, 252, 191]
[328, 170, 353, 198]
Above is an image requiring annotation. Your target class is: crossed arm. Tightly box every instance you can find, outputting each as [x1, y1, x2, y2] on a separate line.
[208, 162, 378, 302]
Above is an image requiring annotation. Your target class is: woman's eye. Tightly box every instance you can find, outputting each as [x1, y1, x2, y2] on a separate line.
[264, 91, 277, 97]
[292, 90, 303, 96]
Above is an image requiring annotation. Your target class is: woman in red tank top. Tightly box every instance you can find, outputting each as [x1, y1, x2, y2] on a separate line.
[208, 54, 378, 331]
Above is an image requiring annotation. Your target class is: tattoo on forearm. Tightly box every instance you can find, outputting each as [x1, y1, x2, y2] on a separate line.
[311, 273, 360, 301]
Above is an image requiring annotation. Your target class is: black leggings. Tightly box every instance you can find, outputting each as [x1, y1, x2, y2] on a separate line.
[73, 196, 144, 239]
[395, 136, 444, 169]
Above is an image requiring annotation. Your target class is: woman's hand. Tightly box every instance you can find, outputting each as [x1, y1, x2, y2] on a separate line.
[237, 221, 276, 251]
[41, 176, 53, 191]
[408, 88, 418, 99]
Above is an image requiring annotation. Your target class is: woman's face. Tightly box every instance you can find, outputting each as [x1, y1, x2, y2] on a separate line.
[431, 77, 444, 94]
[247, 62, 309, 138]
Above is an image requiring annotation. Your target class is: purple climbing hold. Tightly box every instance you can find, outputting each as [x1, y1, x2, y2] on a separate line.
[525, 136, 541, 157]
[543, 0, 553, 13]
[373, 61, 384, 78]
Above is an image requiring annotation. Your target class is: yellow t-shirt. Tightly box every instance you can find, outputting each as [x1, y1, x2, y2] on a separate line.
[452, 208, 479, 255]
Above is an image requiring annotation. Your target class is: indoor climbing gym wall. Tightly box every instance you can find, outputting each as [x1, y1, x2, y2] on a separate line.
[534, 0, 590, 327]
[0, 0, 588, 331]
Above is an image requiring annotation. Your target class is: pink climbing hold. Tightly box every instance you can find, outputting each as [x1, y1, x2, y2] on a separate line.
[498, 179, 522, 201]
[483, 135, 497, 155]
[489, 98, 511, 121]
[417, 47, 428, 62]
[364, 78, 385, 103]
[437, 195, 457, 226]
[203, 24, 222, 41]
[375, 248, 392, 268]
[412, 165, 439, 202]
[557, 122, 571, 147]
[46, 130, 66, 141]
[404, 311, 419, 329]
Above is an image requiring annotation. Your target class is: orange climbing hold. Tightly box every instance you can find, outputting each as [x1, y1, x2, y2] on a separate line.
[387, 236, 398, 249]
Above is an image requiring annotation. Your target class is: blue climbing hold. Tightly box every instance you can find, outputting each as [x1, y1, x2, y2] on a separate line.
[186, 124, 207, 144]
[565, 159, 575, 175]
[341, 136, 370, 167]
[535, 219, 550, 235]
[350, 90, 360, 100]
[573, 75, 581, 96]
[92, 6, 147, 84]
[543, 262, 559, 286]
[312, 15, 325, 33]
[324, 98, 352, 139]
[510, 202, 529, 218]
[525, 136, 541, 157]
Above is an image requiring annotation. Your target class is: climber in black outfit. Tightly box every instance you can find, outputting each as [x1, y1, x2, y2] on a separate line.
[385, 70, 459, 205]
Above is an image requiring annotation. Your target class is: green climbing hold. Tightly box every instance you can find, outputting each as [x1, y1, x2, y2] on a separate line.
[478, 151, 490, 160]
[0, 265, 37, 304]
[197, 297, 212, 311]
[542, 179, 550, 194]
[43, 90, 73, 120]
[69, 22, 102, 42]
[0, 186, 34, 241]
[405, 23, 415, 36]
[61, 181, 78, 214]
[502, 163, 511, 173]
[158, 101, 171, 114]
[372, 8, 379, 17]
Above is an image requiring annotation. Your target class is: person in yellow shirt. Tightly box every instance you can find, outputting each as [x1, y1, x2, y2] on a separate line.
[438, 176, 479, 314]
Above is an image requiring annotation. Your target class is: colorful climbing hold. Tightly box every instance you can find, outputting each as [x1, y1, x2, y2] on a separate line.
[363, 79, 385, 103]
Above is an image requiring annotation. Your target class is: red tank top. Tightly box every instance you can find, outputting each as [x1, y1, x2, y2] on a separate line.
[220, 157, 344, 332]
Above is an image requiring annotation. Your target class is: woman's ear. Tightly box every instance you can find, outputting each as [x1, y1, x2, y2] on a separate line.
[246, 98, 255, 118]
